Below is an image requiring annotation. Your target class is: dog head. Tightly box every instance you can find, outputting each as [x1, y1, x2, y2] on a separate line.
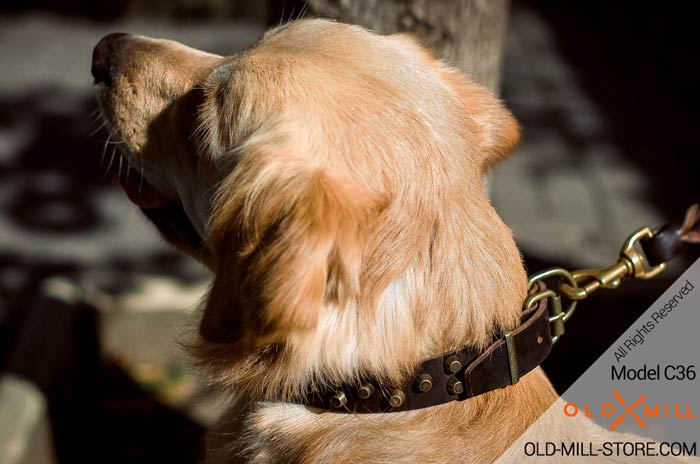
[94, 20, 524, 389]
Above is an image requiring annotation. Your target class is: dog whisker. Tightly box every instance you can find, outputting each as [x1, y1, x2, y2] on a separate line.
[100, 129, 114, 171]
[89, 119, 108, 137]
[297, 1, 310, 20]
[117, 152, 124, 182]
[139, 154, 145, 193]
[278, 0, 304, 26]
[87, 108, 103, 128]
[87, 114, 104, 129]
[106, 144, 117, 174]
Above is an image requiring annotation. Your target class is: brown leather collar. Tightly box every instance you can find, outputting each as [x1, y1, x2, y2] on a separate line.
[290, 203, 700, 413]
[295, 283, 552, 413]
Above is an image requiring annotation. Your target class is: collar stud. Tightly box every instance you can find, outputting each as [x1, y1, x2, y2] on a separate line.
[388, 389, 406, 408]
[444, 355, 462, 374]
[447, 377, 464, 395]
[331, 391, 347, 408]
[417, 374, 433, 392]
[357, 383, 375, 399]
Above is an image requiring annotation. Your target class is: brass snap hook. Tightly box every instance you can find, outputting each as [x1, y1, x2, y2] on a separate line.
[558, 226, 666, 301]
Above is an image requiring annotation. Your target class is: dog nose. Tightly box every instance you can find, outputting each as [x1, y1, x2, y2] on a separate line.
[91, 32, 131, 85]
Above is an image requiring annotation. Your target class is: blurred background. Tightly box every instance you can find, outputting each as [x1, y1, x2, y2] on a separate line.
[0, 1, 698, 462]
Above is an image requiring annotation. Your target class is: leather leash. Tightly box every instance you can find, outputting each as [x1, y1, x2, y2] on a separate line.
[294, 203, 699, 413]
[642, 204, 700, 266]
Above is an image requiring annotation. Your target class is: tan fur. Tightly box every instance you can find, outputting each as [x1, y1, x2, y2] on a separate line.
[97, 20, 695, 463]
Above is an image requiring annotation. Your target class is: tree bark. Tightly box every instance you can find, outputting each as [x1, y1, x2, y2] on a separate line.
[299, 0, 510, 93]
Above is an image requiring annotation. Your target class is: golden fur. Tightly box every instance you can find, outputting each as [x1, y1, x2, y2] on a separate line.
[97, 20, 695, 463]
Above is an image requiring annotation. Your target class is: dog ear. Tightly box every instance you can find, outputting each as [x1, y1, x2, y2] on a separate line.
[441, 70, 521, 170]
[199, 142, 370, 347]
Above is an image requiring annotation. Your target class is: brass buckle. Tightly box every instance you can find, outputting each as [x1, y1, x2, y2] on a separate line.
[504, 332, 519, 384]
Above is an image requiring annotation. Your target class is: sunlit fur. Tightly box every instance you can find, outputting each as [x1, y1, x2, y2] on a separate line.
[99, 19, 696, 464]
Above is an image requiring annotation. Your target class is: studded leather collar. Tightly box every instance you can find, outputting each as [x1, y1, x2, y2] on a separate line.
[293, 283, 553, 413]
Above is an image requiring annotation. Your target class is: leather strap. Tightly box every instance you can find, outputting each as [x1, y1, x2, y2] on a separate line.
[288, 203, 698, 413]
[641, 204, 700, 266]
[297, 283, 552, 413]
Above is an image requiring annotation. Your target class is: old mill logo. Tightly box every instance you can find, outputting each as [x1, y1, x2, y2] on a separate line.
[564, 390, 698, 430]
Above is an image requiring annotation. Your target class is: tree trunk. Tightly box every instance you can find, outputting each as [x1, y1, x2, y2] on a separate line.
[296, 0, 510, 93]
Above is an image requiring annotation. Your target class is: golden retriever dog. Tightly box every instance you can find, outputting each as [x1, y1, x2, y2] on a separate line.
[92, 20, 696, 463]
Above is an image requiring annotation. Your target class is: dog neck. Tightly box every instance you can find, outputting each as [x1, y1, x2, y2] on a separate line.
[285, 287, 552, 413]
[198, 204, 529, 408]
[199, 205, 549, 462]
[205, 366, 558, 463]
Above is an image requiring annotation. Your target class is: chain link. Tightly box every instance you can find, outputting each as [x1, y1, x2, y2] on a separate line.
[524, 226, 667, 343]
